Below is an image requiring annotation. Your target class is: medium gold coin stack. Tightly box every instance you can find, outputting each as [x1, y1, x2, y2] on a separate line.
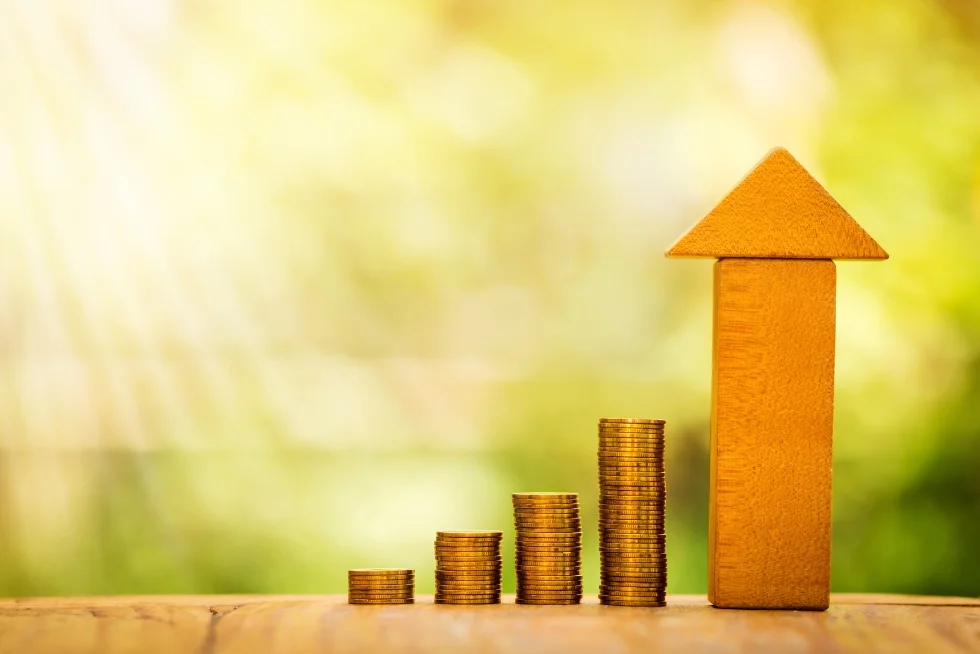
[347, 568, 415, 605]
[598, 418, 667, 607]
[512, 493, 583, 605]
[434, 531, 503, 604]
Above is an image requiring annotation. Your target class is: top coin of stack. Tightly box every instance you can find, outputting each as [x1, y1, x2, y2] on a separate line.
[348, 568, 415, 605]
[513, 493, 583, 605]
[597, 418, 667, 607]
[434, 531, 503, 605]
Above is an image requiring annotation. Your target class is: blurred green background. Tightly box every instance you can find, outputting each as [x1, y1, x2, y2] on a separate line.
[1, 0, 978, 598]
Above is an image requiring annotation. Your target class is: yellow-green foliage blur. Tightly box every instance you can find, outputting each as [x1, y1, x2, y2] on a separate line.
[1, 0, 978, 597]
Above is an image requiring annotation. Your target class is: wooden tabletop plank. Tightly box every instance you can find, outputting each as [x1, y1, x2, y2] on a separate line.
[1, 595, 977, 654]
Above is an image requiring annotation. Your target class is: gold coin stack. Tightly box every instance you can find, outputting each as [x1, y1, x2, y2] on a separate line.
[347, 568, 415, 605]
[598, 418, 667, 607]
[513, 493, 583, 605]
[434, 531, 503, 604]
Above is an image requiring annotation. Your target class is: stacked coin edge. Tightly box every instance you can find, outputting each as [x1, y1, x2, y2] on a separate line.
[513, 492, 583, 605]
[434, 531, 503, 604]
[598, 418, 667, 607]
[348, 568, 415, 605]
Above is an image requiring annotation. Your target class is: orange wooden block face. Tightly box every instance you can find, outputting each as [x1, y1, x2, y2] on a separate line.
[709, 258, 835, 610]
[668, 148, 887, 261]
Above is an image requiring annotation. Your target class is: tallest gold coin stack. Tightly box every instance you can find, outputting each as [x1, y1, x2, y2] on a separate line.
[598, 418, 667, 607]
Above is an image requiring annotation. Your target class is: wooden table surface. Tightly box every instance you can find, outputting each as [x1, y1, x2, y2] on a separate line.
[1, 594, 977, 653]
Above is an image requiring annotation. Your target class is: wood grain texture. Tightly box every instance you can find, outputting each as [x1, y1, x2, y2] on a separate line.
[709, 259, 836, 610]
[1, 595, 978, 654]
[666, 147, 888, 260]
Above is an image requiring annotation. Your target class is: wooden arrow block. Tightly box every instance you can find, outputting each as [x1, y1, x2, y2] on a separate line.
[709, 258, 835, 610]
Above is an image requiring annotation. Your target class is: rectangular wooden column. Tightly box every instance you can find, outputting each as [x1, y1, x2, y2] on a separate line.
[709, 258, 836, 610]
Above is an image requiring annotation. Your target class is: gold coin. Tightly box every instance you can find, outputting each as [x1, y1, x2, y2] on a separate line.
[349, 599, 415, 605]
[599, 597, 665, 606]
[598, 434, 665, 442]
[601, 534, 667, 542]
[599, 572, 667, 590]
[600, 547, 667, 555]
[435, 561, 502, 568]
[599, 563, 668, 573]
[598, 458, 665, 467]
[598, 504, 665, 513]
[597, 456, 665, 464]
[598, 458, 664, 466]
[600, 476, 667, 484]
[599, 477, 666, 485]
[512, 492, 578, 500]
[597, 447, 665, 455]
[517, 588, 583, 595]
[516, 555, 581, 564]
[435, 545, 501, 552]
[601, 539, 667, 547]
[600, 600, 665, 608]
[599, 594, 667, 602]
[348, 595, 415, 603]
[517, 596, 583, 603]
[600, 524, 667, 531]
[599, 590, 666, 600]
[599, 480, 666, 489]
[515, 573, 583, 581]
[516, 565, 582, 574]
[599, 417, 665, 425]
[598, 425, 666, 433]
[516, 551, 582, 558]
[600, 581, 668, 590]
[347, 583, 415, 591]
[347, 588, 415, 594]
[601, 557, 667, 565]
[436, 530, 502, 538]
[599, 490, 666, 498]
[435, 598, 501, 605]
[599, 448, 666, 455]
[600, 549, 667, 557]
[434, 589, 501, 595]
[437, 586, 502, 594]
[599, 469, 666, 477]
[435, 552, 501, 560]
[435, 594, 502, 601]
[600, 558, 667, 567]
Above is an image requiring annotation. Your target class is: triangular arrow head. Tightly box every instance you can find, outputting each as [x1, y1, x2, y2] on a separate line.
[667, 147, 888, 260]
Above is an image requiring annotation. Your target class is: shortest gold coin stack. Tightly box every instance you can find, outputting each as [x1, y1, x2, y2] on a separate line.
[513, 493, 583, 605]
[434, 531, 503, 604]
[348, 568, 415, 605]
